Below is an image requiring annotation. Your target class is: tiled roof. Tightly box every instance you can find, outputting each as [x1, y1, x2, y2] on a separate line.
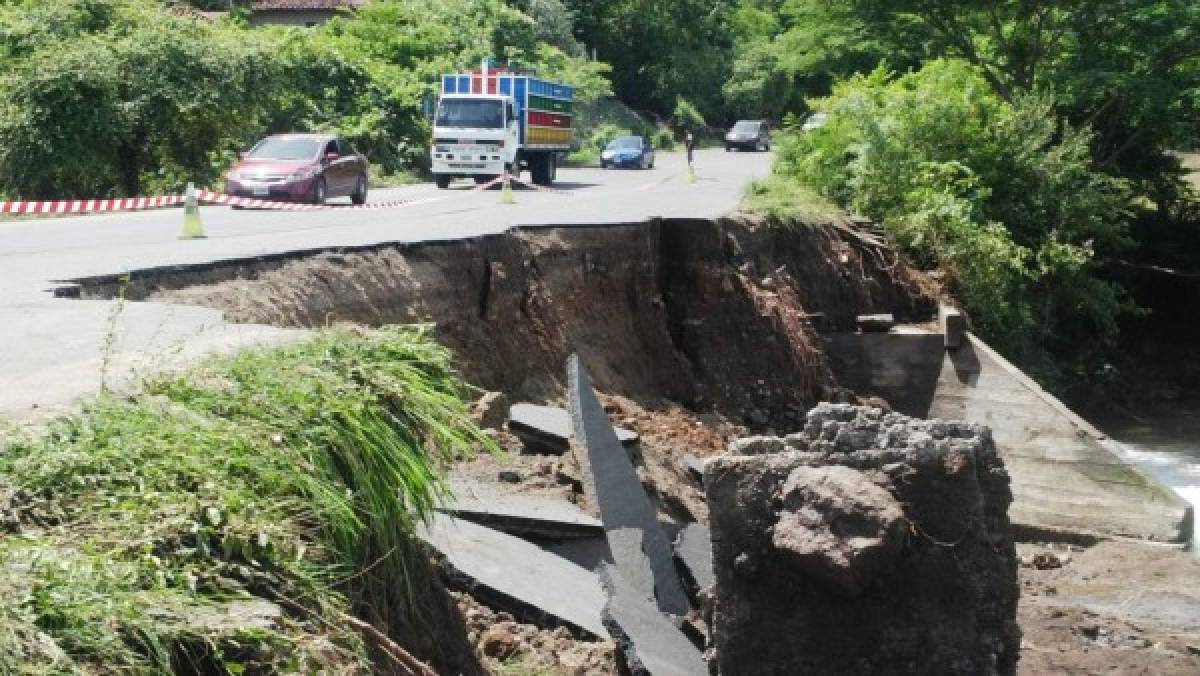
[251, 0, 364, 10]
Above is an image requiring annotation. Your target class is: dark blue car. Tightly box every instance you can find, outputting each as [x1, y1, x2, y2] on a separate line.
[600, 135, 655, 169]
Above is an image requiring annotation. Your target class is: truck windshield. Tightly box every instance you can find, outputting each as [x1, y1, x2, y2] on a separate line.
[436, 99, 505, 129]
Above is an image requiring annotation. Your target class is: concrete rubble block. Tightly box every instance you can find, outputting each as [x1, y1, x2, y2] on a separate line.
[938, 303, 966, 350]
[706, 403, 1020, 676]
[673, 523, 715, 596]
[418, 513, 609, 639]
[599, 564, 709, 676]
[856, 313, 896, 333]
[470, 390, 510, 430]
[438, 478, 604, 539]
[567, 355, 691, 617]
[509, 402, 639, 454]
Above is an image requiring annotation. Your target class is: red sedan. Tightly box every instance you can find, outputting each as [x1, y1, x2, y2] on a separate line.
[226, 134, 369, 205]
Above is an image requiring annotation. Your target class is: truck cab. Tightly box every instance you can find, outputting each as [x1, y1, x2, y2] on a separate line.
[431, 94, 520, 188]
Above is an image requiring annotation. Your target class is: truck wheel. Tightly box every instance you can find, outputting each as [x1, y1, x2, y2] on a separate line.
[435, 174, 451, 189]
[351, 174, 368, 205]
[546, 154, 557, 185]
[530, 154, 549, 186]
[474, 175, 494, 186]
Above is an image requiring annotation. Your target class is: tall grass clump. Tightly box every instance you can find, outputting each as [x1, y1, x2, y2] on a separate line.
[0, 325, 495, 673]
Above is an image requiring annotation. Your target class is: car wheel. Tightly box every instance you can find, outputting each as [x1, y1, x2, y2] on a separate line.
[474, 175, 494, 186]
[351, 174, 368, 205]
[312, 177, 327, 205]
[435, 174, 451, 189]
[725, 145, 731, 152]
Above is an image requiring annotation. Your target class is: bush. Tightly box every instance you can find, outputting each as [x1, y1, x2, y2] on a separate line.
[776, 60, 1133, 376]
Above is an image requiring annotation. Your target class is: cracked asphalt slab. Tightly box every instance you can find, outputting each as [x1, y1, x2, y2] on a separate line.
[0, 150, 771, 419]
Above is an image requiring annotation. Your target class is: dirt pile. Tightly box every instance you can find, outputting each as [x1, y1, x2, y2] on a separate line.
[705, 403, 1020, 675]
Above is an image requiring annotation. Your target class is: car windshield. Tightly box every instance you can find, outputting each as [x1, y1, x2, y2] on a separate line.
[732, 121, 760, 133]
[606, 137, 641, 150]
[436, 99, 505, 129]
[248, 138, 320, 161]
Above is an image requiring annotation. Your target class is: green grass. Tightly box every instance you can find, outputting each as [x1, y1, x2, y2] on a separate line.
[0, 325, 497, 673]
[742, 174, 848, 226]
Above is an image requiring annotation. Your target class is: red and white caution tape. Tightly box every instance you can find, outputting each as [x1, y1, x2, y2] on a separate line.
[1, 190, 415, 215]
[194, 190, 411, 210]
[1, 195, 185, 215]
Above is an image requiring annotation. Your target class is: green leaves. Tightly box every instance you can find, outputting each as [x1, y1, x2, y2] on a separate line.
[776, 60, 1133, 374]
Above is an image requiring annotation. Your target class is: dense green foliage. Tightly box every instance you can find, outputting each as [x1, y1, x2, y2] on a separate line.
[0, 326, 494, 672]
[0, 0, 609, 199]
[777, 61, 1134, 374]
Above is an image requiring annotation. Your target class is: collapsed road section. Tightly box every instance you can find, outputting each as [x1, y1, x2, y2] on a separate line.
[65, 214, 1192, 545]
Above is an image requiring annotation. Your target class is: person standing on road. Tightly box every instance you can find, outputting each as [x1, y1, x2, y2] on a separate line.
[685, 132, 695, 166]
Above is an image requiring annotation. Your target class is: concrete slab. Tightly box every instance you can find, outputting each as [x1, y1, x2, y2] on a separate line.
[418, 513, 609, 638]
[824, 331, 1192, 542]
[438, 478, 603, 539]
[509, 402, 638, 454]
[599, 564, 708, 676]
[673, 523, 715, 594]
[567, 355, 690, 617]
[856, 313, 896, 332]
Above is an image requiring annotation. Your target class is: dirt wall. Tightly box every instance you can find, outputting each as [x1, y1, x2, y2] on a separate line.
[105, 216, 936, 429]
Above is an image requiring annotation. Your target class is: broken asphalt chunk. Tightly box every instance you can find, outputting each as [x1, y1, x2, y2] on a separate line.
[510, 402, 639, 454]
[567, 355, 690, 617]
[599, 564, 708, 676]
[673, 523, 715, 596]
[418, 513, 609, 639]
[438, 478, 604, 539]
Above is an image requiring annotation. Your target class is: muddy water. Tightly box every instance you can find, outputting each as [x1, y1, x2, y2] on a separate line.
[1099, 400, 1200, 549]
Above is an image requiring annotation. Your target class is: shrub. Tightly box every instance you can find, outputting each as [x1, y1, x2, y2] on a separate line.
[775, 60, 1133, 376]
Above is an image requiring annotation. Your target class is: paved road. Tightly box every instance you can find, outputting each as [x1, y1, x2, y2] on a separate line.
[0, 149, 770, 419]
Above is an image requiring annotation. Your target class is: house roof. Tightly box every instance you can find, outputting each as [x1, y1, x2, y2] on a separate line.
[251, 0, 365, 10]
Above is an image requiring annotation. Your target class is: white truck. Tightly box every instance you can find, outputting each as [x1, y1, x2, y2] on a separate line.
[431, 66, 574, 189]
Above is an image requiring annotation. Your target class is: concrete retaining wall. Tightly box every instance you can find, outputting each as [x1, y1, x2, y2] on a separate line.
[825, 330, 1192, 543]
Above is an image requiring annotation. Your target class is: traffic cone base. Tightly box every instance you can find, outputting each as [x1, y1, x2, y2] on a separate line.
[687, 166, 697, 184]
[179, 182, 206, 239]
[500, 174, 515, 204]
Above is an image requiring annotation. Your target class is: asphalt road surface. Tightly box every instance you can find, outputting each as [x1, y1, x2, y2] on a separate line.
[0, 149, 770, 419]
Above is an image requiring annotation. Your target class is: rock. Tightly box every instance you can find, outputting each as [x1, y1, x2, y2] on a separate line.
[856, 313, 896, 332]
[567, 356, 690, 618]
[497, 470, 522, 484]
[706, 403, 1020, 676]
[1031, 551, 1064, 570]
[728, 436, 787, 456]
[470, 391, 510, 430]
[771, 465, 907, 597]
[479, 623, 521, 659]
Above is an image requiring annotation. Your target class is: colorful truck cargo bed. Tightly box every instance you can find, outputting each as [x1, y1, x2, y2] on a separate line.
[441, 69, 574, 150]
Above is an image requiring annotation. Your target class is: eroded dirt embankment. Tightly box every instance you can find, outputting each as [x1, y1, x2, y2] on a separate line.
[68, 215, 1200, 674]
[122, 216, 934, 429]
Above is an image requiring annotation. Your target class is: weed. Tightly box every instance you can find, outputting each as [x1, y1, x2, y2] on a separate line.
[0, 325, 497, 672]
[742, 175, 847, 226]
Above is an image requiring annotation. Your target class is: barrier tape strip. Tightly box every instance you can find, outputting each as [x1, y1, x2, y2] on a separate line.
[1, 176, 567, 215]
[194, 190, 412, 211]
[1, 195, 185, 215]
